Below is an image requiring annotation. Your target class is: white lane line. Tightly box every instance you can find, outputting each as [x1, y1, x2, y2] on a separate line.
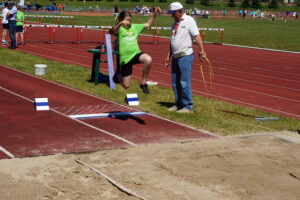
[143, 34, 300, 55]
[0, 146, 15, 158]
[222, 43, 300, 55]
[17, 49, 91, 68]
[0, 86, 137, 147]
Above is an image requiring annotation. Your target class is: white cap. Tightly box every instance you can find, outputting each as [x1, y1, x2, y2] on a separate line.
[169, 2, 183, 14]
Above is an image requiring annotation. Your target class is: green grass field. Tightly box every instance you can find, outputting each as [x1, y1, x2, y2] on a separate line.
[27, 0, 300, 12]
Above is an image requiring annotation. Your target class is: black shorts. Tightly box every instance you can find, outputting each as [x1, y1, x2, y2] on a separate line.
[3, 23, 9, 29]
[16, 26, 23, 33]
[121, 52, 144, 77]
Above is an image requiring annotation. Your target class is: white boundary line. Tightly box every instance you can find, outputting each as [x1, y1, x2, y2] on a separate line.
[0, 86, 137, 147]
[0, 146, 15, 158]
[222, 43, 300, 55]
[142, 34, 300, 55]
[0, 65, 218, 138]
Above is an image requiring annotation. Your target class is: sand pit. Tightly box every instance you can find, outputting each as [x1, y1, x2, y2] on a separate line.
[0, 132, 300, 200]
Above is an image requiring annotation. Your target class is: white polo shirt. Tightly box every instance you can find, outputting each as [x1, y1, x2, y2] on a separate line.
[171, 13, 199, 58]
[2, 7, 9, 24]
[7, 6, 17, 21]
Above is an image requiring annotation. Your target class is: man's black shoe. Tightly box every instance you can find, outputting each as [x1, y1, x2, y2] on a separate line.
[113, 73, 120, 83]
[8, 46, 17, 49]
[140, 83, 149, 94]
[113, 72, 122, 84]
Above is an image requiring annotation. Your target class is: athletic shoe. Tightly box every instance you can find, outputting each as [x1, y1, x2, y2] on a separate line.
[176, 108, 194, 113]
[140, 83, 149, 94]
[168, 105, 178, 111]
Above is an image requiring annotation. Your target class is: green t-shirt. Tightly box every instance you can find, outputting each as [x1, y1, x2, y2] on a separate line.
[117, 24, 145, 65]
[16, 11, 24, 26]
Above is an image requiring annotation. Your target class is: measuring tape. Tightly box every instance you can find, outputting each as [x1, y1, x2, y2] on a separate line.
[198, 53, 214, 89]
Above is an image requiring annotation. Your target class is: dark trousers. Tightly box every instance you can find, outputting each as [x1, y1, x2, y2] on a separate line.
[9, 21, 16, 48]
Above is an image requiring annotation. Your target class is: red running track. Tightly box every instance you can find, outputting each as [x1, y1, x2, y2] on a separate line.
[1, 25, 300, 120]
[0, 65, 214, 159]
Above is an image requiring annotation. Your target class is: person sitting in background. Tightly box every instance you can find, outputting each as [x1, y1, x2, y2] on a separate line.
[95, 5, 99, 12]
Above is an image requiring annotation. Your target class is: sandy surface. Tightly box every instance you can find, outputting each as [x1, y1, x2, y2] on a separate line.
[1, 132, 300, 200]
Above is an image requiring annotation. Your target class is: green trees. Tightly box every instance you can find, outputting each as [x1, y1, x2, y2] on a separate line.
[268, 0, 278, 9]
[241, 0, 250, 8]
[200, 0, 210, 6]
[251, 0, 261, 9]
[227, 0, 236, 7]
[186, 0, 195, 4]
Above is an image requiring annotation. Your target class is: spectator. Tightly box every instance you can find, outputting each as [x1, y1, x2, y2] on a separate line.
[114, 5, 119, 20]
[6, 1, 18, 49]
[165, 2, 206, 113]
[1, 2, 10, 44]
[293, 11, 297, 19]
[243, 10, 247, 19]
[206, 10, 209, 18]
[26, 1, 30, 10]
[271, 13, 276, 21]
[197, 9, 201, 18]
[16, 5, 25, 45]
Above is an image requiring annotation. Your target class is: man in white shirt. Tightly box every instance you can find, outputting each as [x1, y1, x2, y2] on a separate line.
[6, 1, 18, 49]
[165, 2, 206, 113]
[1, 2, 10, 44]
